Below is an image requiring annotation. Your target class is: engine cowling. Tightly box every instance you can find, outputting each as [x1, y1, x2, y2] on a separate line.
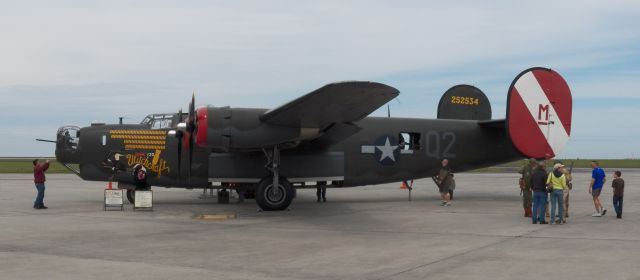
[194, 107, 309, 151]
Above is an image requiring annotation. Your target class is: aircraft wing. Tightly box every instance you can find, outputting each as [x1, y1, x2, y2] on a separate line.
[260, 81, 399, 128]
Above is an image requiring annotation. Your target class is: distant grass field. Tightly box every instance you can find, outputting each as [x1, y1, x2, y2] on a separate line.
[0, 158, 637, 174]
[468, 159, 640, 173]
[496, 159, 640, 169]
[0, 158, 76, 174]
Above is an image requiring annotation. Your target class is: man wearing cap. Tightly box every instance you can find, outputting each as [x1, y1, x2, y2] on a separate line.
[33, 159, 50, 209]
[547, 163, 568, 224]
[589, 161, 607, 217]
[518, 158, 536, 217]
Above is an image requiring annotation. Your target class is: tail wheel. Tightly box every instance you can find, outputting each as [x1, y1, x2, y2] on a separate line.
[256, 176, 293, 211]
[126, 190, 135, 204]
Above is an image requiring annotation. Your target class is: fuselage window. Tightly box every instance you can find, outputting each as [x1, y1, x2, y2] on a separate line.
[399, 132, 421, 151]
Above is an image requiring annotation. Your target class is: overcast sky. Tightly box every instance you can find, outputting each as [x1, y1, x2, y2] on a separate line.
[1, 1, 639, 158]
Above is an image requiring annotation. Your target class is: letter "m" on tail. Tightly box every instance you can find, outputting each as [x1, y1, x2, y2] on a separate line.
[538, 104, 550, 124]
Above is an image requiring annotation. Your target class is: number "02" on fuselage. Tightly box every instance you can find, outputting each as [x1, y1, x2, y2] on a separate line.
[425, 131, 456, 159]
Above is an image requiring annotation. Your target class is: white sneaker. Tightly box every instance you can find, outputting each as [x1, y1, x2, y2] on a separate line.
[592, 212, 602, 217]
[445, 202, 451, 207]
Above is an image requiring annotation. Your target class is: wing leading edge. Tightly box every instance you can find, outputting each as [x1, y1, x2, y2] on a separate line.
[260, 81, 399, 128]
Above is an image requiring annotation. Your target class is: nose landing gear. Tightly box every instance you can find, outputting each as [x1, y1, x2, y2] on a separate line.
[126, 189, 135, 204]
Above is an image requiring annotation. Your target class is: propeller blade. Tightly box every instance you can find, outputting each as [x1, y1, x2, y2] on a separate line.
[177, 132, 182, 179]
[187, 94, 196, 181]
[178, 108, 183, 179]
[36, 139, 56, 143]
[188, 133, 193, 180]
[189, 93, 195, 124]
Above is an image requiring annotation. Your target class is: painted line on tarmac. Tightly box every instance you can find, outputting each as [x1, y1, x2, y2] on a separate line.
[193, 213, 237, 220]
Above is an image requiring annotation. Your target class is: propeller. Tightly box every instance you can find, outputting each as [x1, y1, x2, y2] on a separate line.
[175, 108, 184, 179]
[170, 94, 199, 181]
[187, 94, 196, 180]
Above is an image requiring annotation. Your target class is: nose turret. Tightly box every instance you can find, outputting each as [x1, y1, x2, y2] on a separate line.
[55, 126, 81, 164]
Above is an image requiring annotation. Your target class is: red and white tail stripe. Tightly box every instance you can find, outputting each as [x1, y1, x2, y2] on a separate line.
[507, 68, 572, 159]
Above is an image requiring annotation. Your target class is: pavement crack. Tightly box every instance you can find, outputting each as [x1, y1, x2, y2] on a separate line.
[376, 237, 513, 280]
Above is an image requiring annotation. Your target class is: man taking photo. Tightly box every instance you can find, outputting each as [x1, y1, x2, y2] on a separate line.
[33, 159, 50, 209]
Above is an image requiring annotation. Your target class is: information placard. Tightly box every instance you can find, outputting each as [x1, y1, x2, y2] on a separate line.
[134, 190, 153, 210]
[104, 189, 124, 211]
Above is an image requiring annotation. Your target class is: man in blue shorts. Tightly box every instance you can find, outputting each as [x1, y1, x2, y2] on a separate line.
[589, 161, 606, 217]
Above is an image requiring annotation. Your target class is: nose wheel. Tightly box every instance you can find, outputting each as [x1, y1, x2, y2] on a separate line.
[126, 189, 135, 204]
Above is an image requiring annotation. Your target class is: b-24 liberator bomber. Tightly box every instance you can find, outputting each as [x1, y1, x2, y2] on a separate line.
[45, 67, 572, 211]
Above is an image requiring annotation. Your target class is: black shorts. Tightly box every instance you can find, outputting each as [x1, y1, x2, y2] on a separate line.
[592, 188, 602, 198]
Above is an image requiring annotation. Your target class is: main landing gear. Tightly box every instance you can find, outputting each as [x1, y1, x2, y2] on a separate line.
[256, 146, 294, 211]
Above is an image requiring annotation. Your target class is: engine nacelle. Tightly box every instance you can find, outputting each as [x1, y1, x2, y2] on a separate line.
[195, 106, 314, 151]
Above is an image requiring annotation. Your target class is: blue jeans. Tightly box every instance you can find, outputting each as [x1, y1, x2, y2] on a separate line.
[613, 195, 623, 216]
[34, 183, 45, 208]
[550, 189, 564, 222]
[533, 191, 547, 222]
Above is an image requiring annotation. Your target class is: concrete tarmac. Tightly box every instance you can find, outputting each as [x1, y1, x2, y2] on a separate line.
[1, 172, 638, 280]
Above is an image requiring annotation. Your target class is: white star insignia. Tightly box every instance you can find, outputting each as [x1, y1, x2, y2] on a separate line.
[376, 137, 398, 162]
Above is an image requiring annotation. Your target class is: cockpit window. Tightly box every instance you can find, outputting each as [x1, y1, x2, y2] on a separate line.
[140, 114, 176, 129]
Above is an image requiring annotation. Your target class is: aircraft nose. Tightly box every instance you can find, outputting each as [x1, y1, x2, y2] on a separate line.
[55, 126, 81, 164]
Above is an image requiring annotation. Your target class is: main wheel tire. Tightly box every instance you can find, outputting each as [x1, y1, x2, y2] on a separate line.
[126, 189, 135, 204]
[256, 176, 293, 211]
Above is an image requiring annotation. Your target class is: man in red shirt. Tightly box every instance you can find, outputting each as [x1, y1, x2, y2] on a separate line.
[33, 159, 50, 209]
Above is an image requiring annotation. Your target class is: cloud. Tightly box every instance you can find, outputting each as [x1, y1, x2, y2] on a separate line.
[2, 1, 639, 87]
[558, 107, 640, 158]
[1, 1, 639, 157]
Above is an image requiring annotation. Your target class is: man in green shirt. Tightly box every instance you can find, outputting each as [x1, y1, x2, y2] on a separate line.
[518, 158, 536, 217]
[561, 165, 573, 219]
[436, 159, 453, 206]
